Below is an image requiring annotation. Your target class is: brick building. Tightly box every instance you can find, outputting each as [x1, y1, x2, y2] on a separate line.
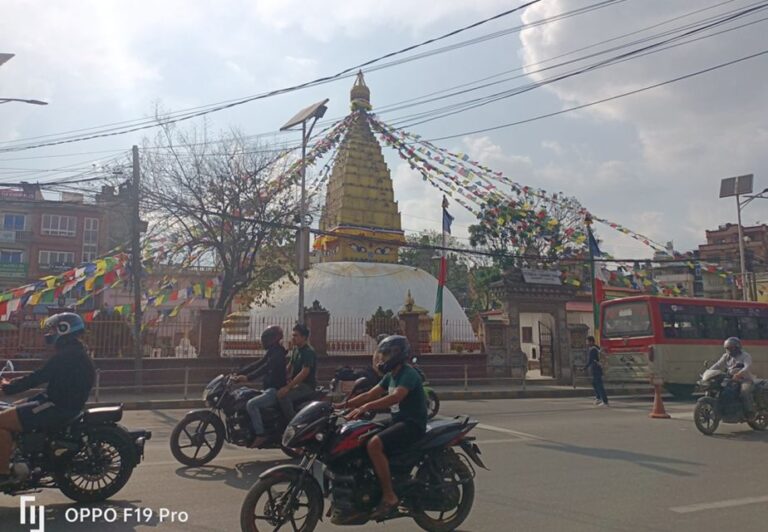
[0, 184, 126, 296]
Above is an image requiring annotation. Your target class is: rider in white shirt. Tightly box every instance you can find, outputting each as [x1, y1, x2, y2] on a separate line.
[709, 337, 755, 416]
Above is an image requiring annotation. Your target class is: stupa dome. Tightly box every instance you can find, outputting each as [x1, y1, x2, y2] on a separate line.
[250, 262, 473, 344]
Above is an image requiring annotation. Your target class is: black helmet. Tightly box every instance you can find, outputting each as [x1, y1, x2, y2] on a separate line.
[42, 312, 85, 346]
[261, 325, 284, 349]
[376, 335, 410, 375]
[724, 337, 742, 356]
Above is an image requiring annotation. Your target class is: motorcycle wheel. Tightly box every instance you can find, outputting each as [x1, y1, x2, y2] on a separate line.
[240, 469, 323, 532]
[747, 411, 768, 431]
[413, 449, 474, 532]
[694, 397, 720, 436]
[55, 426, 135, 503]
[170, 411, 225, 466]
[426, 390, 440, 419]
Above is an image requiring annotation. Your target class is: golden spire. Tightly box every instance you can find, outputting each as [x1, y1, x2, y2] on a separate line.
[350, 70, 371, 111]
[314, 75, 405, 264]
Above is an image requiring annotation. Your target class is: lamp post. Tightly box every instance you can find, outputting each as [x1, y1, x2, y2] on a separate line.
[0, 98, 47, 105]
[280, 99, 329, 325]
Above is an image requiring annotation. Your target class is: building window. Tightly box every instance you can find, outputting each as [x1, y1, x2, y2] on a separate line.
[521, 326, 534, 344]
[2, 213, 26, 231]
[83, 217, 99, 262]
[39, 250, 75, 269]
[0, 249, 23, 264]
[41, 214, 76, 237]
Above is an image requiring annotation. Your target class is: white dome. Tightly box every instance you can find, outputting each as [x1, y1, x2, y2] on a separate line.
[249, 262, 474, 343]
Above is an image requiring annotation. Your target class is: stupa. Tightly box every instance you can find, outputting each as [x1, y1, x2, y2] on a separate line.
[248, 73, 474, 349]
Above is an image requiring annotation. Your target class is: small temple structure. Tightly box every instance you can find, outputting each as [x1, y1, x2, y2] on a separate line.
[245, 73, 475, 353]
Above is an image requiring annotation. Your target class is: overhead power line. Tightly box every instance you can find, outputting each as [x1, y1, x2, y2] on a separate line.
[0, 1, 632, 153]
[422, 46, 768, 142]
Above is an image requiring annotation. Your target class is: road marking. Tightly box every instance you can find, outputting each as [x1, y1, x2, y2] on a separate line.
[476, 423, 543, 441]
[670, 495, 768, 514]
[476, 438, 531, 445]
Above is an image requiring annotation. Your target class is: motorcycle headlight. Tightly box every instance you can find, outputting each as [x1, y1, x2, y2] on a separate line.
[282, 426, 297, 447]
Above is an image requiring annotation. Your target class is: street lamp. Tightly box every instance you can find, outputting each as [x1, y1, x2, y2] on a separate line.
[280, 98, 329, 325]
[0, 98, 48, 105]
[719, 175, 766, 301]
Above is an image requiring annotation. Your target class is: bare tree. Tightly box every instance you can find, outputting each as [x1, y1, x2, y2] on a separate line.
[140, 121, 299, 312]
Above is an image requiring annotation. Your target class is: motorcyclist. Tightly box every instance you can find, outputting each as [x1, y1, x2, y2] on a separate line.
[232, 325, 287, 447]
[277, 323, 318, 421]
[0, 313, 95, 485]
[338, 335, 428, 520]
[708, 337, 756, 416]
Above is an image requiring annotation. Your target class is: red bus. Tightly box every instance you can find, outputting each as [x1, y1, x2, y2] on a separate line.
[600, 295, 768, 397]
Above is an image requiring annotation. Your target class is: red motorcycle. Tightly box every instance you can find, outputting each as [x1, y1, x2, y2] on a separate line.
[240, 401, 485, 532]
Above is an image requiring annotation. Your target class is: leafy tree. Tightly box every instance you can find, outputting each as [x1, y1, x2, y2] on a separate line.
[468, 195, 585, 269]
[365, 307, 401, 339]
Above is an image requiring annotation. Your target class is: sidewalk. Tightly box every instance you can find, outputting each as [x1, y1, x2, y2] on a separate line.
[91, 381, 655, 410]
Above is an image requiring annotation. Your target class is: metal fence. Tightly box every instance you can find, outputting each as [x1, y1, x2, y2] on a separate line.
[221, 315, 481, 357]
[0, 317, 201, 359]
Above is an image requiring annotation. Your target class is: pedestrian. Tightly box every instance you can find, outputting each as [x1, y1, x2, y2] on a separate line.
[584, 335, 609, 406]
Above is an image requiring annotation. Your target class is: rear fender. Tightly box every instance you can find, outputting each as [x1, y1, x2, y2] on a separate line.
[130, 430, 152, 462]
[459, 437, 488, 470]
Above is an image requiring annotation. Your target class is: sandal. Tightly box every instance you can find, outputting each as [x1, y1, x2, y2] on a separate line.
[370, 498, 399, 520]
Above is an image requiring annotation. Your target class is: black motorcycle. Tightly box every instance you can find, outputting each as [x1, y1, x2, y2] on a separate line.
[170, 373, 327, 466]
[0, 360, 151, 502]
[331, 358, 440, 419]
[240, 401, 485, 532]
[694, 365, 768, 435]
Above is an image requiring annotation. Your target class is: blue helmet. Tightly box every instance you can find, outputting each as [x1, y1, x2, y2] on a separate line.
[43, 312, 85, 345]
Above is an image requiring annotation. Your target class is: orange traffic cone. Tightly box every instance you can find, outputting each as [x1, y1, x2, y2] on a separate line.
[649, 383, 670, 419]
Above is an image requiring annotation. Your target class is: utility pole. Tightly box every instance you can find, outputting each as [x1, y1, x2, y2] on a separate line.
[735, 188, 748, 301]
[131, 146, 143, 387]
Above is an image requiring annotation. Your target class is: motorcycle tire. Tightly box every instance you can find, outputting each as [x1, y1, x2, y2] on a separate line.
[413, 449, 474, 532]
[747, 411, 768, 431]
[240, 469, 323, 532]
[170, 411, 225, 467]
[426, 389, 440, 419]
[694, 397, 720, 436]
[55, 426, 135, 503]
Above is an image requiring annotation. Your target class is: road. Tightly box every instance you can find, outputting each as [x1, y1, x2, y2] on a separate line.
[2, 397, 767, 531]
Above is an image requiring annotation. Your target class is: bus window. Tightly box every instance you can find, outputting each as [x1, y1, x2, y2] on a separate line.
[603, 302, 652, 337]
[661, 312, 700, 339]
[739, 316, 763, 340]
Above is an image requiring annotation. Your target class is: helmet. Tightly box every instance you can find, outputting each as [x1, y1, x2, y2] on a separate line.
[376, 335, 410, 375]
[724, 337, 742, 356]
[260, 325, 284, 349]
[42, 312, 85, 346]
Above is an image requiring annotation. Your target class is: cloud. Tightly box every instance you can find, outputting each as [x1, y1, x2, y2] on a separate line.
[517, 0, 768, 251]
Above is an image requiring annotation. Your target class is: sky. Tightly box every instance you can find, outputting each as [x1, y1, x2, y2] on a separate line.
[1, 0, 768, 260]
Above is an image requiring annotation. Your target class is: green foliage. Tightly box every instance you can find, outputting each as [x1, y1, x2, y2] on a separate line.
[365, 307, 401, 339]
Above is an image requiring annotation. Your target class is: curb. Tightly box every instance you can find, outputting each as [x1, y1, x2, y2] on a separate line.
[117, 387, 653, 410]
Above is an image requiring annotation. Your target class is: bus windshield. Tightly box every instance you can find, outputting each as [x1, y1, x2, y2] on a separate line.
[602, 301, 652, 338]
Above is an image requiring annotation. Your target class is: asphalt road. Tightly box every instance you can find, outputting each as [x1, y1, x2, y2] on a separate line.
[2, 397, 767, 532]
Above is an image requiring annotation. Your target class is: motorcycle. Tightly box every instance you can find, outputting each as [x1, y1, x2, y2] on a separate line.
[693, 363, 768, 435]
[240, 401, 485, 531]
[170, 373, 328, 466]
[0, 360, 152, 502]
[331, 357, 440, 419]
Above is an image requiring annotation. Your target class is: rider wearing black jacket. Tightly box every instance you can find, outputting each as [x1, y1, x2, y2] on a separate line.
[0, 313, 95, 483]
[232, 325, 287, 447]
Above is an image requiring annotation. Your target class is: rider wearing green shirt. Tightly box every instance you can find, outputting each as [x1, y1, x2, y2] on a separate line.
[341, 335, 427, 520]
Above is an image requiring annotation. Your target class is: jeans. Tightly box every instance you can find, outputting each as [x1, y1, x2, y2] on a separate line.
[740, 381, 755, 414]
[246, 388, 278, 436]
[278, 383, 315, 422]
[592, 371, 609, 404]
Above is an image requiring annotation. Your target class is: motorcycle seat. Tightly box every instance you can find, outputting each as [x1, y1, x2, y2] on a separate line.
[83, 404, 123, 424]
